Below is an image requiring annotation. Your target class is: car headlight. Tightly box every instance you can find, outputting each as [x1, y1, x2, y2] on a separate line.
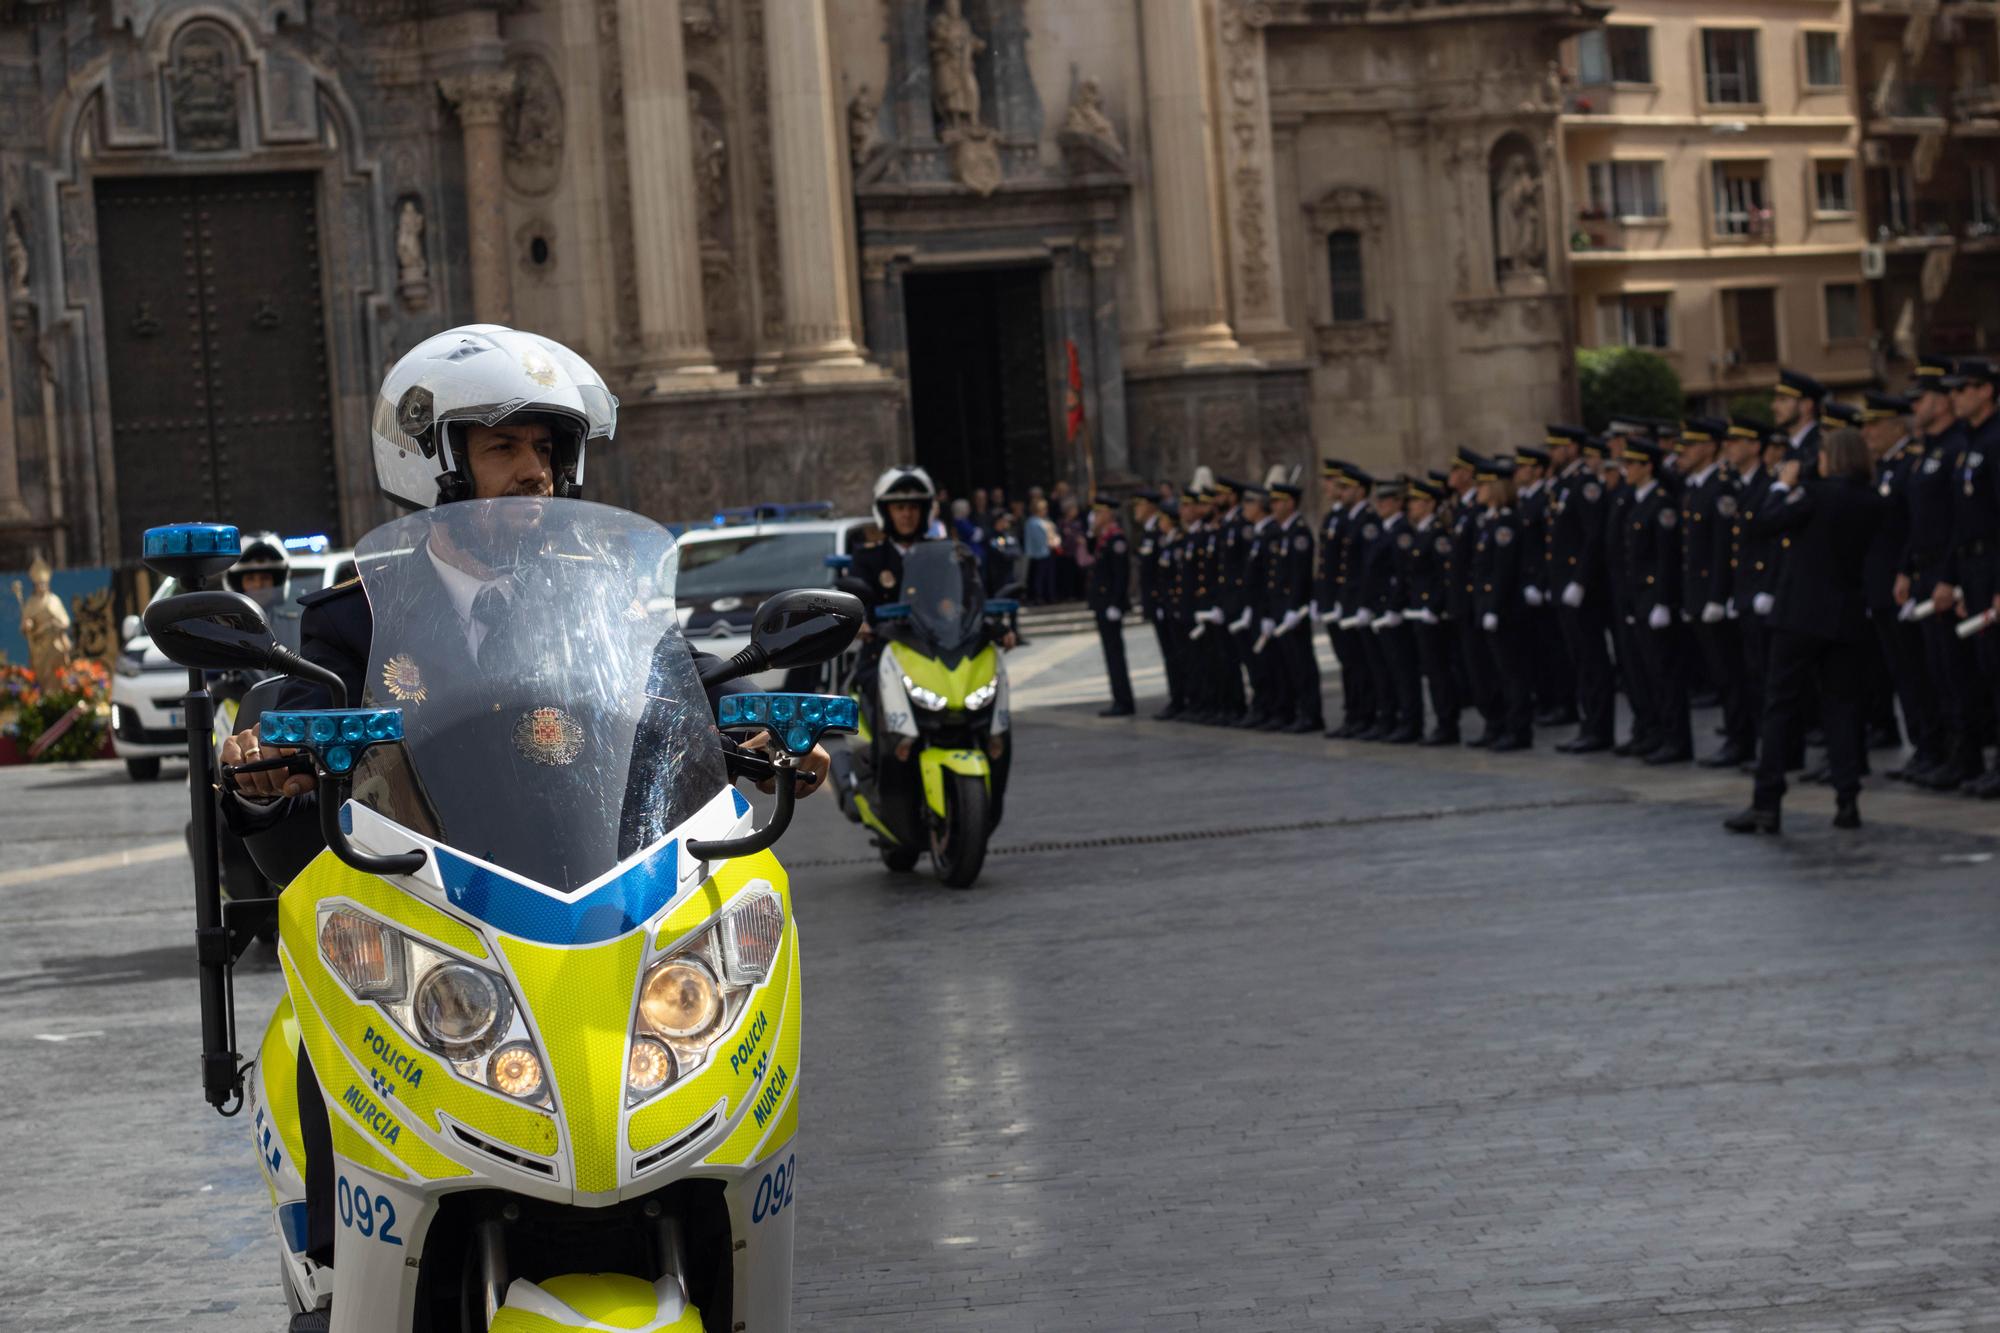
[964, 679, 998, 710]
[318, 907, 547, 1106]
[628, 887, 785, 1106]
[902, 675, 948, 711]
[115, 653, 145, 678]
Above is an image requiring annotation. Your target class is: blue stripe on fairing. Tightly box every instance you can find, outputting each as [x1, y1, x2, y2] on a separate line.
[732, 788, 749, 817]
[277, 1201, 309, 1253]
[432, 839, 680, 946]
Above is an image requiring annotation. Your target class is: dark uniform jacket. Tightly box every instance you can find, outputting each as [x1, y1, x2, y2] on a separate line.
[1359, 513, 1406, 614]
[1946, 411, 2000, 598]
[1218, 510, 1252, 621]
[1518, 481, 1553, 597]
[1448, 493, 1484, 619]
[850, 537, 923, 613]
[1749, 476, 1887, 642]
[1546, 463, 1608, 600]
[1729, 466, 1778, 609]
[1086, 524, 1131, 613]
[1136, 517, 1163, 620]
[1864, 438, 1922, 614]
[1473, 507, 1524, 622]
[1906, 425, 1966, 586]
[1620, 483, 1679, 617]
[1336, 503, 1377, 617]
[1676, 465, 1731, 617]
[1398, 515, 1452, 616]
[1268, 515, 1314, 617]
[1314, 505, 1342, 612]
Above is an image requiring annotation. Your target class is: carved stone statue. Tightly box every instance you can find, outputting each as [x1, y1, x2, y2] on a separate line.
[5, 211, 27, 305]
[503, 55, 564, 197]
[1494, 150, 1547, 281]
[15, 554, 73, 688]
[929, 0, 986, 134]
[172, 26, 239, 152]
[849, 84, 879, 165]
[1062, 78, 1123, 158]
[396, 198, 430, 310]
[690, 93, 728, 242]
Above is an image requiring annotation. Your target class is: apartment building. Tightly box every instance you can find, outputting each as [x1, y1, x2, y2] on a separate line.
[1560, 2, 1875, 405]
[1853, 0, 2000, 374]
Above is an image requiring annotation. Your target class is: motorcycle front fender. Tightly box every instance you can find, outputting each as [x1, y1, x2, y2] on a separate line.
[919, 747, 990, 818]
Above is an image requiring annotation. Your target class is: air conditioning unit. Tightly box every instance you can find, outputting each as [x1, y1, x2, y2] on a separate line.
[1862, 243, 1887, 279]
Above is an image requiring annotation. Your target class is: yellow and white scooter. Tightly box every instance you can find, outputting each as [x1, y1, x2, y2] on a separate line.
[143, 500, 861, 1333]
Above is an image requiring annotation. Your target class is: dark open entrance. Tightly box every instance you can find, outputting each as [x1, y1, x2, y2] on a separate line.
[902, 266, 1055, 503]
[96, 171, 340, 558]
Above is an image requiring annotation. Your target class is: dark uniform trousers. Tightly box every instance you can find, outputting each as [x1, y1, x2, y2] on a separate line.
[1484, 618, 1536, 742]
[1755, 631, 1866, 806]
[1153, 610, 1186, 712]
[1558, 597, 1616, 743]
[1456, 617, 1499, 731]
[1277, 624, 1322, 726]
[1331, 621, 1373, 728]
[1414, 619, 1460, 736]
[1915, 548, 1989, 768]
[1960, 538, 2000, 736]
[1529, 602, 1574, 717]
[1377, 620, 1423, 733]
[1639, 618, 1693, 753]
[1097, 611, 1134, 711]
[1693, 617, 1754, 751]
[1874, 611, 1941, 763]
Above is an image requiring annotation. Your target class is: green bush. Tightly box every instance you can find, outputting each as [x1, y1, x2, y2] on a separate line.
[1724, 394, 1773, 430]
[1576, 346, 1683, 432]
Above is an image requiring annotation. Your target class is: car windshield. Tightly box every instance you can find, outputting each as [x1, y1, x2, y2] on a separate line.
[898, 541, 987, 652]
[676, 531, 835, 600]
[347, 499, 726, 892]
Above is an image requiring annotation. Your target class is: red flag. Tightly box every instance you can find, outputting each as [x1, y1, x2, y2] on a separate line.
[1065, 339, 1085, 444]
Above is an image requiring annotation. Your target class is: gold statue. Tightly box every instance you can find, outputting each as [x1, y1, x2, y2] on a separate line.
[14, 553, 73, 686]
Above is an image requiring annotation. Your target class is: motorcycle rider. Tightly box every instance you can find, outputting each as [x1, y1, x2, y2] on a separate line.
[226, 535, 290, 609]
[216, 325, 828, 1309]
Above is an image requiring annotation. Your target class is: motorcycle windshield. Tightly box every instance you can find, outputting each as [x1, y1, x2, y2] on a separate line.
[349, 499, 725, 893]
[897, 542, 987, 656]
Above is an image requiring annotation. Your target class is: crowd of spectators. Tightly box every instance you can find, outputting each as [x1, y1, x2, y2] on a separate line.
[930, 482, 1096, 603]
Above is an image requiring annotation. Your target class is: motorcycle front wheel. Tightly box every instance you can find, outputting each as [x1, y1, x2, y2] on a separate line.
[930, 773, 990, 889]
[879, 843, 921, 873]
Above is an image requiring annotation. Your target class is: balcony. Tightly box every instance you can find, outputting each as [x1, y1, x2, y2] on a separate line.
[1858, 0, 1940, 15]
[1872, 80, 1947, 123]
[1956, 83, 2000, 127]
[1568, 211, 1671, 256]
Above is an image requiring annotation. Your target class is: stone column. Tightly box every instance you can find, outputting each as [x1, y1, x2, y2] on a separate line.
[763, 0, 878, 380]
[1139, 0, 1249, 364]
[440, 69, 517, 325]
[614, 0, 727, 388]
[1213, 0, 1300, 356]
[1084, 237, 1132, 479]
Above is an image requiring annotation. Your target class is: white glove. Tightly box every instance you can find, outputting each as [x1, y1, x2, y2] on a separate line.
[1355, 608, 1374, 627]
[1189, 622, 1207, 641]
[1726, 597, 1739, 620]
[1259, 617, 1276, 637]
[1310, 599, 1323, 626]
[1481, 612, 1499, 633]
[1252, 631, 1270, 655]
[1231, 607, 1254, 633]
[1524, 586, 1545, 608]
[1648, 604, 1670, 631]
[1406, 608, 1437, 626]
[1898, 599, 1918, 623]
[1105, 606, 1122, 623]
[1200, 607, 1225, 626]
[1277, 609, 1303, 637]
[1701, 602, 1725, 625]
[1377, 611, 1404, 629]
[1155, 608, 1167, 624]
[1561, 581, 1584, 609]
[1330, 603, 1344, 621]
[1753, 592, 1775, 617]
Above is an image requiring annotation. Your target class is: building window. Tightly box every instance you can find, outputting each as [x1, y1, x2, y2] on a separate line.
[1579, 26, 1653, 84]
[1875, 163, 1915, 234]
[1722, 288, 1780, 366]
[1587, 161, 1666, 218]
[1599, 293, 1672, 349]
[1814, 161, 1853, 214]
[1703, 29, 1761, 104]
[1804, 32, 1842, 88]
[1973, 163, 1999, 229]
[1328, 230, 1365, 323]
[1712, 161, 1770, 237]
[1825, 283, 1862, 341]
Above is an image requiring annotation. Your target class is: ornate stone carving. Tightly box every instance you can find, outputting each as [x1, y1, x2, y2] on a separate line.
[171, 23, 240, 152]
[1314, 320, 1392, 361]
[1218, 0, 1273, 312]
[683, 0, 722, 40]
[930, 0, 1001, 196]
[503, 54, 564, 198]
[690, 81, 729, 243]
[395, 197, 430, 310]
[596, 0, 640, 346]
[1061, 77, 1122, 159]
[1491, 134, 1547, 287]
[1308, 184, 1389, 238]
[849, 84, 880, 166]
[440, 69, 517, 129]
[744, 0, 784, 346]
[7, 210, 28, 306]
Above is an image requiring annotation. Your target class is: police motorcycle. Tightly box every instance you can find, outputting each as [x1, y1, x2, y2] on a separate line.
[828, 540, 1014, 888]
[141, 499, 863, 1333]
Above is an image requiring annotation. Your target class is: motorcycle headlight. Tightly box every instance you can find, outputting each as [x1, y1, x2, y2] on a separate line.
[317, 907, 548, 1107]
[964, 679, 998, 710]
[628, 887, 786, 1106]
[902, 675, 948, 711]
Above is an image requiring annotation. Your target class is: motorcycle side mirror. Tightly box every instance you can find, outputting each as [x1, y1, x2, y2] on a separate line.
[143, 590, 283, 673]
[698, 588, 865, 688]
[835, 576, 875, 603]
[994, 580, 1026, 600]
[121, 614, 142, 644]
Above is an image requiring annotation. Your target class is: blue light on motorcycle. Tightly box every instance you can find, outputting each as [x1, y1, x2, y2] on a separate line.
[985, 598, 1020, 616]
[875, 602, 910, 620]
[143, 523, 241, 559]
[718, 693, 859, 755]
[260, 708, 405, 772]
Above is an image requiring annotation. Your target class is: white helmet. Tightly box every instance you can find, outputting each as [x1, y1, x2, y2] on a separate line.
[871, 465, 937, 533]
[370, 324, 618, 510]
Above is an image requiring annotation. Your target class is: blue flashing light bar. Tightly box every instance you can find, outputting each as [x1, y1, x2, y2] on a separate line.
[874, 602, 910, 620]
[260, 708, 405, 775]
[144, 524, 240, 560]
[711, 500, 837, 527]
[282, 533, 331, 554]
[716, 692, 860, 756]
[985, 599, 1020, 616]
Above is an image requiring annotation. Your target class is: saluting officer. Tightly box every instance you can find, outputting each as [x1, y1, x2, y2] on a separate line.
[1936, 357, 2000, 797]
[1773, 368, 1828, 479]
[1360, 476, 1422, 743]
[1545, 426, 1615, 752]
[1265, 480, 1323, 733]
[1902, 359, 1987, 791]
[1400, 477, 1461, 744]
[1087, 495, 1135, 718]
[1677, 418, 1754, 768]
[1622, 435, 1693, 763]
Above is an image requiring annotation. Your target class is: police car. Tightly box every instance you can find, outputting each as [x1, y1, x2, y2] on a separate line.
[675, 503, 875, 689]
[111, 533, 356, 781]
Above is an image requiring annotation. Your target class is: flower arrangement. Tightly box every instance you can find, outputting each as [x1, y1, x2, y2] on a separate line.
[5, 657, 111, 762]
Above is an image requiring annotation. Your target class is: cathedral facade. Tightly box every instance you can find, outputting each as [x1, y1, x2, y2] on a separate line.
[0, 0, 1599, 567]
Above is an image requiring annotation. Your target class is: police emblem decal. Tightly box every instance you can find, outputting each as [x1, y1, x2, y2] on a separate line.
[879, 568, 897, 589]
[381, 653, 427, 704]
[1396, 532, 1412, 549]
[1435, 536, 1453, 555]
[517, 707, 585, 766]
[1660, 508, 1677, 527]
[1495, 526, 1514, 546]
[1296, 535, 1311, 552]
[1584, 483, 1602, 501]
[1716, 495, 1737, 517]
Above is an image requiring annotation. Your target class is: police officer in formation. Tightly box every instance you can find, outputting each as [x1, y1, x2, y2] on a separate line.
[1090, 359, 2000, 826]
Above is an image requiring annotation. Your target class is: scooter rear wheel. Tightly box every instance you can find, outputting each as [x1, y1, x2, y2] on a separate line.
[879, 844, 921, 873]
[931, 773, 990, 889]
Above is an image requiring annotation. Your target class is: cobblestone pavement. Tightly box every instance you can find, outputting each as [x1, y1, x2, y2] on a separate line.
[3, 699, 1999, 1331]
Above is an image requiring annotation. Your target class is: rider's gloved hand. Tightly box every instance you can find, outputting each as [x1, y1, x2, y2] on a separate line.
[740, 731, 830, 798]
[221, 727, 315, 801]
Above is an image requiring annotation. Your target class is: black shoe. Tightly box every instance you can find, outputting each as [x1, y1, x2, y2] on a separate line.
[1916, 762, 1980, 791]
[1724, 806, 1782, 834]
[1098, 705, 1136, 718]
[1690, 691, 1720, 709]
[1698, 744, 1750, 769]
[1565, 735, 1613, 754]
[1466, 731, 1496, 748]
[1798, 762, 1832, 785]
[1420, 729, 1461, 747]
[1385, 724, 1422, 744]
[1257, 715, 1291, 732]
[1969, 771, 2000, 800]
[1612, 737, 1643, 757]
[1153, 705, 1184, 721]
[1833, 798, 1861, 829]
[1643, 746, 1692, 766]
[1284, 718, 1321, 734]
[1235, 712, 1268, 730]
[1805, 728, 1826, 748]
[1867, 727, 1902, 751]
[1535, 709, 1578, 728]
[1488, 734, 1532, 753]
[1353, 722, 1389, 741]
